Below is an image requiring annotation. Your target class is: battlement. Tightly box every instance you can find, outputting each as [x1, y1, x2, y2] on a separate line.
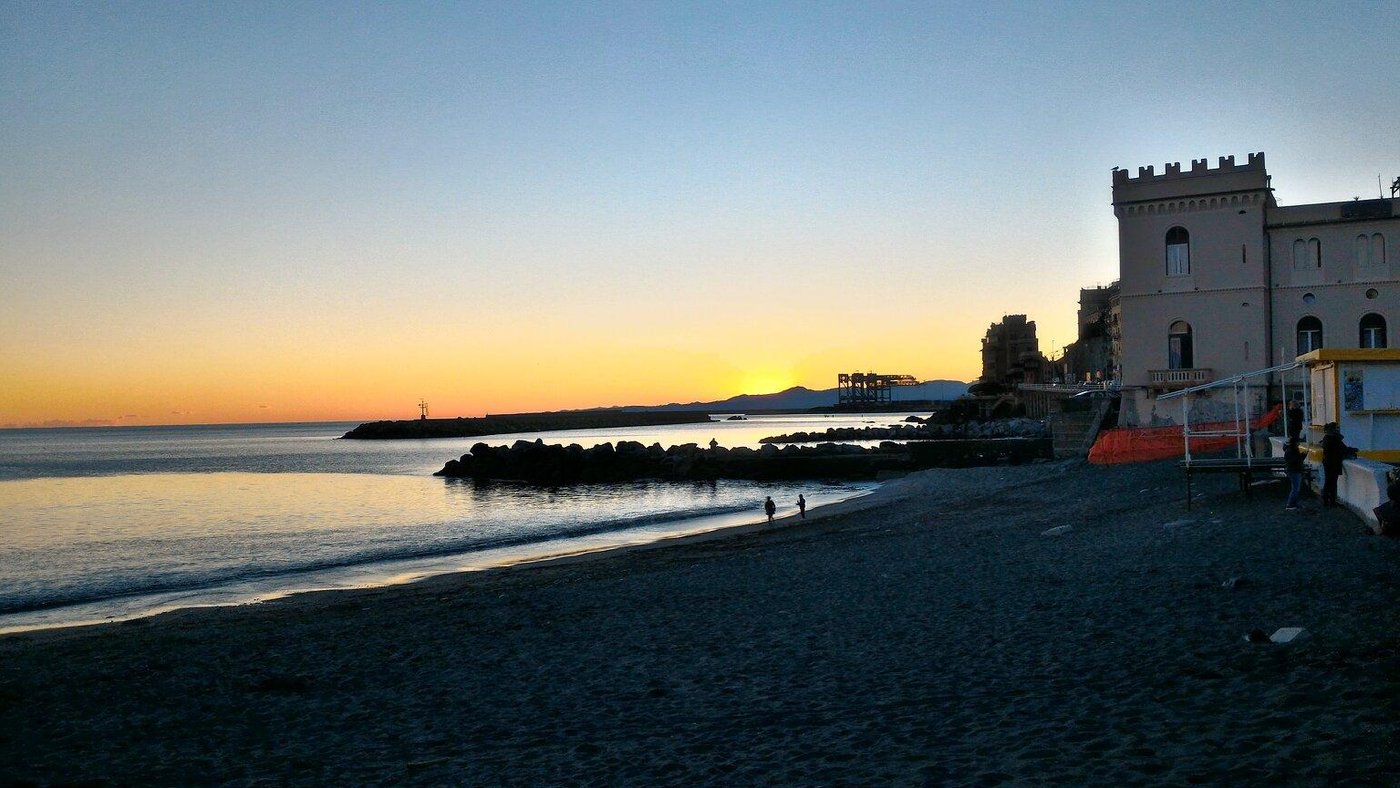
[1112, 152, 1266, 185]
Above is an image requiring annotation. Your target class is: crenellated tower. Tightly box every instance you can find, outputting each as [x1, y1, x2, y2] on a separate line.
[1112, 153, 1275, 425]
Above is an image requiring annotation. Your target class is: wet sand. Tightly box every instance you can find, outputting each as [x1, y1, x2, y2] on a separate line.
[2, 459, 1398, 785]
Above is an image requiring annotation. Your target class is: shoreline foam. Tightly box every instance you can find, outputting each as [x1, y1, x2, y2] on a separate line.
[0, 482, 882, 635]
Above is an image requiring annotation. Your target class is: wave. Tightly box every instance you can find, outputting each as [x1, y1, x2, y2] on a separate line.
[0, 499, 764, 616]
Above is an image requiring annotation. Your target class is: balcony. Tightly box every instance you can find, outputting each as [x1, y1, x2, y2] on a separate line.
[1150, 368, 1213, 389]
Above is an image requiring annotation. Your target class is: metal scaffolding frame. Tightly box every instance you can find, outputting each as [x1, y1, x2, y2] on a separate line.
[1158, 361, 1311, 509]
[836, 372, 919, 407]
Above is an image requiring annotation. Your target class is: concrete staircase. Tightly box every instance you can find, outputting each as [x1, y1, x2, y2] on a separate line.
[1048, 398, 1115, 458]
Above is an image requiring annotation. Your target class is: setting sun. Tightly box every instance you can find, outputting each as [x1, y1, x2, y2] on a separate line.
[737, 371, 798, 396]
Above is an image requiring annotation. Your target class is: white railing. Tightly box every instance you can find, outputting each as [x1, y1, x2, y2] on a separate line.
[1150, 368, 1213, 386]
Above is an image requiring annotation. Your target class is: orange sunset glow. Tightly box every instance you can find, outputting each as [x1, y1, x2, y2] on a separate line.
[4, 4, 1393, 429]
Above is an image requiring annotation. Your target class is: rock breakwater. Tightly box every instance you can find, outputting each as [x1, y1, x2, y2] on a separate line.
[435, 437, 1053, 483]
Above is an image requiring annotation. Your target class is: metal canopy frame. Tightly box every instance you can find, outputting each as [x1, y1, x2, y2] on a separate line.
[1158, 360, 1309, 465]
[1158, 361, 1311, 509]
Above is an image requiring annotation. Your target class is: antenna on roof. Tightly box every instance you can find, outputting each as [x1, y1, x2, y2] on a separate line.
[1391, 176, 1399, 199]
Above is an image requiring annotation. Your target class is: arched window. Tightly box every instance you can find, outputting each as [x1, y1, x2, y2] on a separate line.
[1297, 316, 1323, 354]
[1165, 227, 1190, 276]
[1295, 238, 1321, 269]
[1373, 233, 1387, 266]
[1357, 234, 1372, 265]
[1168, 321, 1194, 369]
[1361, 313, 1387, 348]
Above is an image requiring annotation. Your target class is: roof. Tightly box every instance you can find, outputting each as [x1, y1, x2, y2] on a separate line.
[1296, 349, 1400, 364]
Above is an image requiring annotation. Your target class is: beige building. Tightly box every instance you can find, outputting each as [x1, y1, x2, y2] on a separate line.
[1059, 283, 1119, 383]
[1112, 152, 1398, 425]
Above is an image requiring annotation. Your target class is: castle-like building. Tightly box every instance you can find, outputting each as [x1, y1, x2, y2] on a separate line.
[1112, 152, 1398, 424]
[978, 314, 1048, 390]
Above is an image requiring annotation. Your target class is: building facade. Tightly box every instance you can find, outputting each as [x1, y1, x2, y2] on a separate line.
[979, 314, 1048, 389]
[1059, 283, 1119, 383]
[1112, 152, 1398, 425]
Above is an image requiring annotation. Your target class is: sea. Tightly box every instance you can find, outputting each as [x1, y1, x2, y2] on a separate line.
[0, 413, 918, 633]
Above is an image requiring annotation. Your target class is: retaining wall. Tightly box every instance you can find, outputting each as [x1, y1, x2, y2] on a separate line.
[1270, 437, 1394, 533]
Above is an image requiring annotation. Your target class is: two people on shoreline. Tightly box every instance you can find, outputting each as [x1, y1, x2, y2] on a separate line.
[763, 494, 807, 523]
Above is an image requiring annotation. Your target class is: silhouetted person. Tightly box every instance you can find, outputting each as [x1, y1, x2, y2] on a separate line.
[1283, 437, 1305, 510]
[1320, 422, 1347, 508]
[709, 438, 719, 449]
[1374, 480, 1400, 536]
[764, 496, 776, 523]
[1286, 400, 1304, 441]
[797, 494, 806, 519]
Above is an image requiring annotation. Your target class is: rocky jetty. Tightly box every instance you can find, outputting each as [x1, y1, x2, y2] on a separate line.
[434, 437, 1052, 484]
[342, 411, 711, 440]
[759, 417, 1049, 444]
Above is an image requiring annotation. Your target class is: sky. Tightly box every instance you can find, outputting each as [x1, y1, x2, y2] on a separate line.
[2, 1, 1398, 427]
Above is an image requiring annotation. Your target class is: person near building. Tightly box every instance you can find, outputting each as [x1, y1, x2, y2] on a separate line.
[1286, 400, 1305, 441]
[1320, 423, 1348, 508]
[1283, 437, 1306, 510]
[1374, 479, 1400, 536]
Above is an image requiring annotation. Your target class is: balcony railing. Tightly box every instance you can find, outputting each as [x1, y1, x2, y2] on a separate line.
[1149, 368, 1213, 388]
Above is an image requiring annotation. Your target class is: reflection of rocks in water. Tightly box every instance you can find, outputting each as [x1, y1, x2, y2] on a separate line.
[434, 437, 1054, 483]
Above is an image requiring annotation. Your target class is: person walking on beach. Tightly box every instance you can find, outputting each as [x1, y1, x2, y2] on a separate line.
[764, 496, 776, 523]
[1283, 437, 1305, 510]
[1320, 422, 1347, 508]
[797, 494, 806, 519]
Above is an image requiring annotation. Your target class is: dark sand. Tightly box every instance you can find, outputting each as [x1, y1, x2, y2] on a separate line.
[2, 460, 1398, 785]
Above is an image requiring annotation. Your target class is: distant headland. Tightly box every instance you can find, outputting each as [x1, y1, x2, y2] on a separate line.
[342, 411, 712, 440]
[344, 381, 973, 440]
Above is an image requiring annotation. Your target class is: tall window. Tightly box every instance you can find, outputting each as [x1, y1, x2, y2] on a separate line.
[1361, 313, 1388, 348]
[1295, 238, 1321, 268]
[1168, 321, 1194, 369]
[1297, 316, 1323, 354]
[1357, 234, 1386, 266]
[1165, 226, 1190, 276]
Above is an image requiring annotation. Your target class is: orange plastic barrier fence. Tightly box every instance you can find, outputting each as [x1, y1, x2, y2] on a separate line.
[1088, 404, 1282, 465]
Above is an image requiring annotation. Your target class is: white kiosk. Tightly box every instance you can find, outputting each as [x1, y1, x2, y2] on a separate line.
[1300, 349, 1400, 462]
[1293, 349, 1400, 530]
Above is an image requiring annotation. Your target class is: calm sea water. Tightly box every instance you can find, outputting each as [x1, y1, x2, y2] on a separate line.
[0, 413, 915, 632]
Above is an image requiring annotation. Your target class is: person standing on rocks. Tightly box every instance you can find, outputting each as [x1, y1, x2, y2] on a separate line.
[1283, 437, 1305, 510]
[797, 494, 806, 519]
[1320, 422, 1348, 508]
[764, 496, 776, 523]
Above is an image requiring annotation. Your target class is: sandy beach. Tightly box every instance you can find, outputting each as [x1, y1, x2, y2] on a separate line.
[2, 459, 1398, 785]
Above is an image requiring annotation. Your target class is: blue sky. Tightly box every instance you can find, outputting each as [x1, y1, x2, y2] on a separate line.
[2, 1, 1398, 424]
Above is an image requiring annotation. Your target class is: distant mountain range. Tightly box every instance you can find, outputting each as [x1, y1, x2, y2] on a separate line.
[608, 381, 970, 412]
